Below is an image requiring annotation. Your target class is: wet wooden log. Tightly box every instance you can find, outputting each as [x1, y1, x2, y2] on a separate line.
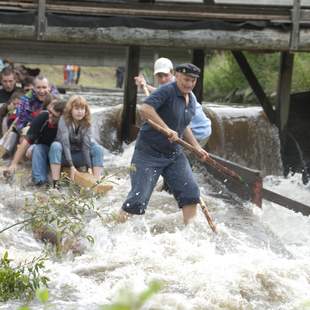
[262, 187, 310, 215]
[204, 154, 310, 215]
[3, 24, 310, 51]
[62, 168, 113, 194]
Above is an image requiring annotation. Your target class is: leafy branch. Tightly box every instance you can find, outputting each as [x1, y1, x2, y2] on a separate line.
[0, 251, 49, 302]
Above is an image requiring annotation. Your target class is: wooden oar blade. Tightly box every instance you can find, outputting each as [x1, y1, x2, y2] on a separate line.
[203, 154, 262, 207]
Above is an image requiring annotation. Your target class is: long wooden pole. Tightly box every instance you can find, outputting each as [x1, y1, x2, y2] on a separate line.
[147, 118, 244, 183]
[200, 197, 217, 233]
[145, 118, 218, 232]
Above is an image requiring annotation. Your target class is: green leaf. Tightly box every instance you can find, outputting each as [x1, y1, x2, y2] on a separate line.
[36, 288, 49, 303]
[137, 281, 162, 306]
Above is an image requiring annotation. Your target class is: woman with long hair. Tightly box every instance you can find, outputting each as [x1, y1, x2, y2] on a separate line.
[49, 95, 104, 187]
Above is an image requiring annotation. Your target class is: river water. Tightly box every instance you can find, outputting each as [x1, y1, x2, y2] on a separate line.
[0, 91, 309, 310]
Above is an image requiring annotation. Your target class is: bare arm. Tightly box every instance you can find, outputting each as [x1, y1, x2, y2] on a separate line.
[144, 84, 156, 94]
[183, 127, 209, 159]
[183, 127, 200, 148]
[5, 138, 30, 173]
[134, 75, 156, 95]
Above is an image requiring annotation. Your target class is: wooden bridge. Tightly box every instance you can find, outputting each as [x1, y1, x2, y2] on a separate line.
[0, 0, 309, 193]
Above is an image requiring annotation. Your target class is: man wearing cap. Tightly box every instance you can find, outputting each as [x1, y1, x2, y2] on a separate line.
[119, 63, 209, 224]
[135, 57, 212, 146]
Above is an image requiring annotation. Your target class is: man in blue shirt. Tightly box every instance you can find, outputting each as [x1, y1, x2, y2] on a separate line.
[119, 63, 209, 224]
[135, 57, 212, 146]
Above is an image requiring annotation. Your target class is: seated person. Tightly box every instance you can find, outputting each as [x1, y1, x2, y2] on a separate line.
[3, 98, 65, 186]
[0, 67, 20, 137]
[0, 66, 18, 104]
[15, 75, 58, 135]
[1, 89, 24, 134]
[49, 95, 104, 187]
[22, 76, 35, 93]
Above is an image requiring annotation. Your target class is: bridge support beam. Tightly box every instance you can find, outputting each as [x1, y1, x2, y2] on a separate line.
[275, 52, 295, 179]
[121, 45, 140, 143]
[276, 51, 294, 139]
[35, 0, 47, 40]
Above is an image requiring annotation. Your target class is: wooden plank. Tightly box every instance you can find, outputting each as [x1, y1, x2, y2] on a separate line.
[44, 4, 290, 21]
[204, 153, 263, 206]
[215, 0, 310, 6]
[204, 153, 310, 216]
[262, 188, 310, 215]
[36, 0, 46, 40]
[290, 0, 301, 50]
[0, 1, 295, 22]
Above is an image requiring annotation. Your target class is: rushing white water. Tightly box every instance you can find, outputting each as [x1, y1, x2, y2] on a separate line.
[0, 144, 309, 310]
[0, 94, 309, 310]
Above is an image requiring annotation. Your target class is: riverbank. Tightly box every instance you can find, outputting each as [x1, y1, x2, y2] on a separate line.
[30, 64, 117, 89]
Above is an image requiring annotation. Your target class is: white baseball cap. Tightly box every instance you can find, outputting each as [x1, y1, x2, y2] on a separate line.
[154, 58, 173, 75]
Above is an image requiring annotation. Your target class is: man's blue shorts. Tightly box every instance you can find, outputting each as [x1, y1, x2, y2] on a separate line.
[122, 143, 200, 215]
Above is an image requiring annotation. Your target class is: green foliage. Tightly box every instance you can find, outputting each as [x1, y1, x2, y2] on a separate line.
[0, 173, 116, 256]
[23, 180, 102, 255]
[101, 281, 162, 310]
[204, 51, 310, 104]
[18, 288, 49, 310]
[36, 287, 49, 303]
[204, 52, 246, 102]
[292, 52, 310, 92]
[0, 251, 48, 302]
[204, 51, 280, 103]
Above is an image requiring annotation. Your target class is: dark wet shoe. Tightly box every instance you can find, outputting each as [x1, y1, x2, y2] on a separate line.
[34, 180, 46, 187]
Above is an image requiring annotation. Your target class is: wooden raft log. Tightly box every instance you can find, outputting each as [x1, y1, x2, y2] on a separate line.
[63, 168, 113, 194]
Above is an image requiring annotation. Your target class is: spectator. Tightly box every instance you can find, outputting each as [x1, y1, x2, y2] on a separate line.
[1, 89, 25, 134]
[0, 66, 18, 104]
[3, 98, 65, 186]
[15, 75, 58, 135]
[115, 66, 125, 88]
[49, 95, 104, 187]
